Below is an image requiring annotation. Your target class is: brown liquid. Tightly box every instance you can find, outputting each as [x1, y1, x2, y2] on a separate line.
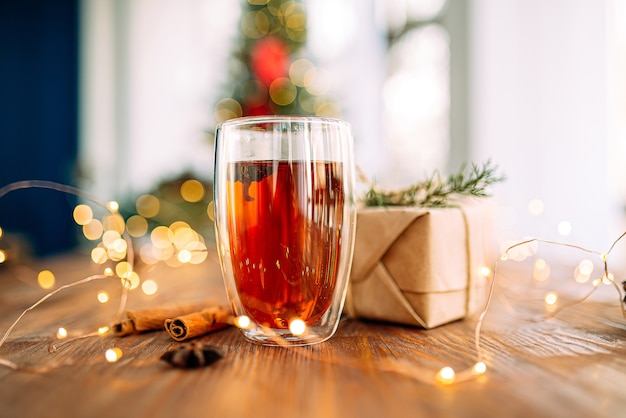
[226, 160, 344, 328]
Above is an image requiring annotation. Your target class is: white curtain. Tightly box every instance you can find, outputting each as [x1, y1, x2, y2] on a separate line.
[80, 0, 239, 199]
[470, 0, 624, 253]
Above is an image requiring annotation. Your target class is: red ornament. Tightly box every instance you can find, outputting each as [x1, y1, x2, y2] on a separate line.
[250, 36, 290, 87]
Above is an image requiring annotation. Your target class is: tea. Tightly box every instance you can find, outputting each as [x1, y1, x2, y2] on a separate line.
[226, 160, 344, 328]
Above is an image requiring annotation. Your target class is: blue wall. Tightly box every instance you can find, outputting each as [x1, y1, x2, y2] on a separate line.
[0, 0, 79, 256]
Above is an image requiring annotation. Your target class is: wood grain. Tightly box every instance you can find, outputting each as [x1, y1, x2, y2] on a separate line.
[0, 252, 624, 418]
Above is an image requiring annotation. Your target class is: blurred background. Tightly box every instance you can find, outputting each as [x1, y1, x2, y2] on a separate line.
[1, 0, 625, 263]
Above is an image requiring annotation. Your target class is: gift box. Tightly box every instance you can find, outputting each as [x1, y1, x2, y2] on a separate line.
[344, 199, 495, 329]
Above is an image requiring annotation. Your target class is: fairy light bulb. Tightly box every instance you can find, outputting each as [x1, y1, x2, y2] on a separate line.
[106, 201, 120, 212]
[436, 366, 456, 385]
[288, 319, 307, 336]
[97, 291, 109, 304]
[105, 348, 123, 363]
[544, 291, 558, 305]
[234, 315, 251, 329]
[0, 250, 6, 264]
[98, 326, 110, 335]
[473, 362, 487, 375]
[177, 249, 192, 263]
[479, 266, 491, 277]
[56, 327, 68, 339]
[603, 273, 614, 285]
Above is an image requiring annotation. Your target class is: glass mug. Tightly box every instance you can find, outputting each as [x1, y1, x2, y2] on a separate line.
[213, 116, 357, 345]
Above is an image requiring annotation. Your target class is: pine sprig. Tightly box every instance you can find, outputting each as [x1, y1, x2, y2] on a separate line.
[364, 160, 505, 208]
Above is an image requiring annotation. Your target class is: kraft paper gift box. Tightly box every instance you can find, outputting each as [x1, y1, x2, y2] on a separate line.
[344, 199, 494, 329]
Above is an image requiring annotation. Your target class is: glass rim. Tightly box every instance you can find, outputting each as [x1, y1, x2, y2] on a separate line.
[216, 115, 351, 130]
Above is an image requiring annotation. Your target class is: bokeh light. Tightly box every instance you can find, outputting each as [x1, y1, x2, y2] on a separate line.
[73, 204, 93, 225]
[574, 259, 594, 283]
[115, 261, 133, 279]
[141, 279, 158, 295]
[177, 249, 192, 263]
[136, 194, 160, 218]
[102, 213, 125, 234]
[289, 58, 314, 87]
[124, 271, 141, 290]
[269, 77, 297, 106]
[557, 221, 572, 236]
[37, 270, 55, 289]
[126, 215, 149, 237]
[303, 67, 331, 96]
[528, 199, 544, 216]
[151, 226, 174, 249]
[102, 230, 121, 247]
[91, 246, 108, 264]
[533, 258, 551, 282]
[207, 201, 215, 222]
[315, 101, 342, 117]
[214, 98, 243, 122]
[83, 219, 104, 241]
[180, 179, 205, 203]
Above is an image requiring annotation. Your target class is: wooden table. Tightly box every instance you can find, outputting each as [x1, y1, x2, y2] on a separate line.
[0, 251, 625, 418]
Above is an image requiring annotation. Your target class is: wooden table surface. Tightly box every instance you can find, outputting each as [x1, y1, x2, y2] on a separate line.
[0, 251, 625, 418]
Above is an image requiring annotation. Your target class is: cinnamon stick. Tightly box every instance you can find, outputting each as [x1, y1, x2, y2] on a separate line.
[111, 319, 135, 337]
[112, 300, 215, 336]
[164, 305, 232, 341]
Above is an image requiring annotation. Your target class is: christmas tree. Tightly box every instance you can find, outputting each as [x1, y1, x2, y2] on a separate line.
[214, 0, 340, 122]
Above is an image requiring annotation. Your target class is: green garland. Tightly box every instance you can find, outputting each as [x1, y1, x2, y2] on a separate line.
[364, 160, 505, 208]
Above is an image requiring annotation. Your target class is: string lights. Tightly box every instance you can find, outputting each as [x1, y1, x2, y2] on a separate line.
[0, 180, 625, 385]
[0, 178, 218, 370]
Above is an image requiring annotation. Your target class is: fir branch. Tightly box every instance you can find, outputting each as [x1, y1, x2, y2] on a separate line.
[364, 160, 505, 207]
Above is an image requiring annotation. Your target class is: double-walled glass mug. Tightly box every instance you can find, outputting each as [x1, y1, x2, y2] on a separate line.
[213, 116, 357, 345]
